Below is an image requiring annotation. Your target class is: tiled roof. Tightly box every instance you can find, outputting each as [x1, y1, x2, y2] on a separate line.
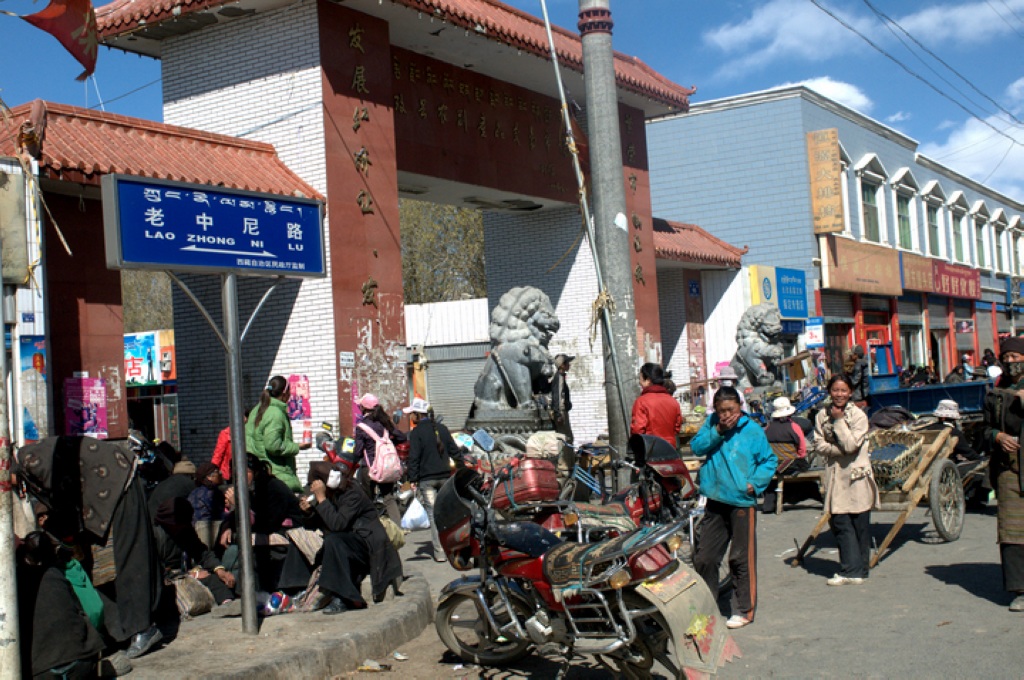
[653, 218, 746, 267]
[0, 101, 322, 198]
[96, 0, 695, 111]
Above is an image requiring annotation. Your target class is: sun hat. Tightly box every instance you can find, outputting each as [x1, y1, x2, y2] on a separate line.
[717, 366, 739, 380]
[771, 397, 796, 419]
[933, 399, 960, 420]
[402, 397, 431, 415]
[357, 393, 379, 410]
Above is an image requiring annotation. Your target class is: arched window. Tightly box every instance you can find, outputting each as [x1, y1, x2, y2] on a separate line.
[855, 154, 888, 244]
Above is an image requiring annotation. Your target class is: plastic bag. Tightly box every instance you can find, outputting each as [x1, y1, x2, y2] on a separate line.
[400, 497, 430, 531]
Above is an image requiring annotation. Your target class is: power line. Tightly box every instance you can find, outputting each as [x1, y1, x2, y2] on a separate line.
[861, 0, 1024, 127]
[809, 0, 1024, 150]
[986, 0, 1024, 39]
[981, 137, 1016, 183]
[88, 78, 160, 108]
[997, 0, 1024, 31]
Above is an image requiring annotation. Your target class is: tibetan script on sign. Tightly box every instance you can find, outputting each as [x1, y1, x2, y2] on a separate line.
[806, 129, 845, 235]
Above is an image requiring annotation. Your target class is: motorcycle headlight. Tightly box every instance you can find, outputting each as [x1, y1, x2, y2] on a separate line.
[665, 533, 684, 554]
[608, 569, 631, 590]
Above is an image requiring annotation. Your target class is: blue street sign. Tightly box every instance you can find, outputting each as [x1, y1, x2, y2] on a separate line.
[102, 175, 325, 277]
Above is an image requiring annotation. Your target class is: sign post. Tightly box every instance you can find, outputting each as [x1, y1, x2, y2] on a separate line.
[102, 175, 324, 634]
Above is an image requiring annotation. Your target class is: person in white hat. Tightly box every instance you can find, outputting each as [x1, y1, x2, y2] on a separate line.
[924, 400, 980, 464]
[760, 397, 809, 513]
[709, 366, 746, 410]
[403, 397, 463, 562]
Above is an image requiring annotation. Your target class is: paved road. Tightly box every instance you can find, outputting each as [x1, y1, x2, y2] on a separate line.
[375, 499, 1020, 679]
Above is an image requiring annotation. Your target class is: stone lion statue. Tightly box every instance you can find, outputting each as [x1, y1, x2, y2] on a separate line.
[473, 286, 560, 411]
[730, 304, 784, 388]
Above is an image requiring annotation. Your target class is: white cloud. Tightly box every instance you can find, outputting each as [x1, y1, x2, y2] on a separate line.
[887, 111, 911, 123]
[702, 0, 870, 78]
[919, 115, 1024, 202]
[1007, 77, 1024, 107]
[773, 77, 874, 113]
[897, 1, 1024, 46]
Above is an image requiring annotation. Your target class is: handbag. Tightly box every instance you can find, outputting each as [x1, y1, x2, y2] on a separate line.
[172, 574, 215, 619]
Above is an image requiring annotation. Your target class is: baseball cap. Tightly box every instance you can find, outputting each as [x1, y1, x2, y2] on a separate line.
[356, 393, 379, 410]
[402, 397, 430, 415]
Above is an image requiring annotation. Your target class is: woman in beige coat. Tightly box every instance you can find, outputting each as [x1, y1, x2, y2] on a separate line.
[813, 374, 880, 586]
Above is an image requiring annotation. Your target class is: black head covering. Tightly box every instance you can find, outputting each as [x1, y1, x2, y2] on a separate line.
[154, 497, 194, 532]
[1000, 337, 1024, 359]
[307, 461, 333, 487]
[195, 462, 219, 488]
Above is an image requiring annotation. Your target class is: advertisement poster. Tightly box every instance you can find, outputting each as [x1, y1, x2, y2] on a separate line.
[157, 329, 177, 382]
[64, 377, 108, 438]
[19, 336, 48, 443]
[287, 374, 311, 420]
[125, 331, 160, 386]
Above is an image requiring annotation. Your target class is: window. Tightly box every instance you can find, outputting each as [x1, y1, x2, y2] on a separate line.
[897, 194, 913, 249]
[1015, 234, 1021, 275]
[975, 216, 987, 268]
[862, 182, 881, 242]
[927, 204, 941, 257]
[952, 211, 964, 262]
[996, 229, 1006, 272]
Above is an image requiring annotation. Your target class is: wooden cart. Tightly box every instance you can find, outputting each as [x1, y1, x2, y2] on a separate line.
[791, 428, 966, 569]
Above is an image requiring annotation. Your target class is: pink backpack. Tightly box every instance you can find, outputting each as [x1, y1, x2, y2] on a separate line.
[357, 423, 403, 483]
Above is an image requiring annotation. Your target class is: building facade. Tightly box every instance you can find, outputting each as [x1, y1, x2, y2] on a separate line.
[648, 86, 1024, 378]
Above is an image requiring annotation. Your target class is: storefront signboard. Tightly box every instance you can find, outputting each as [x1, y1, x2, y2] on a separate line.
[749, 265, 776, 307]
[806, 317, 825, 348]
[776, 268, 808, 319]
[900, 252, 935, 293]
[933, 261, 981, 300]
[823, 236, 901, 296]
[806, 129, 845, 234]
[956, 319, 975, 333]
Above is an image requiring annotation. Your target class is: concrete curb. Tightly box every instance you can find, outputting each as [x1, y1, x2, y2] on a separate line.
[127, 572, 434, 679]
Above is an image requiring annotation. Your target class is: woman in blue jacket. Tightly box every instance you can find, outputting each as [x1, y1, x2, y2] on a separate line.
[690, 386, 777, 630]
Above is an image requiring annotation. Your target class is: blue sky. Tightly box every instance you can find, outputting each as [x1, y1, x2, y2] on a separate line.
[3, 0, 1024, 199]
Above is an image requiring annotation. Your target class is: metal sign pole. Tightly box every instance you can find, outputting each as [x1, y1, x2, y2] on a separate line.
[223, 273, 258, 633]
[0, 233, 20, 679]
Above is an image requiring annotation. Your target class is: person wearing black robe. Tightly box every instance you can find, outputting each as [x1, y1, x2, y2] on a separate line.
[153, 498, 236, 605]
[17, 532, 104, 679]
[307, 461, 403, 613]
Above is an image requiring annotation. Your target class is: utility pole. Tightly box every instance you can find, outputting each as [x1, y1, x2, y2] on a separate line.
[0, 243, 20, 680]
[578, 0, 638, 463]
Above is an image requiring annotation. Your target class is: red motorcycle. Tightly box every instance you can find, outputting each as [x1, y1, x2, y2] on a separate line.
[433, 431, 737, 679]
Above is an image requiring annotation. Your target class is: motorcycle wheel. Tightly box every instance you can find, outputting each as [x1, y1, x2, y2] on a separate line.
[621, 593, 683, 679]
[435, 592, 532, 665]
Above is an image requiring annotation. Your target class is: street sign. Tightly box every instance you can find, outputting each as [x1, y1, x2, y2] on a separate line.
[102, 175, 325, 277]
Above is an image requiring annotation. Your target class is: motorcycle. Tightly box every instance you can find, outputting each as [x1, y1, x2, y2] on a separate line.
[433, 430, 738, 679]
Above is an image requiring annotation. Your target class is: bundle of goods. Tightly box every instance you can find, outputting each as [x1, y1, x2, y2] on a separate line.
[869, 429, 924, 489]
[681, 408, 707, 436]
[491, 457, 561, 510]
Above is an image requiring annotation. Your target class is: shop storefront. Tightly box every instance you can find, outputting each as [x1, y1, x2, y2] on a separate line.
[124, 330, 179, 449]
[900, 253, 981, 372]
[749, 265, 809, 383]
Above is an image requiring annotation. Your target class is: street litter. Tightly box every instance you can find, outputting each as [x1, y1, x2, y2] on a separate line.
[775, 547, 796, 558]
[357, 659, 392, 672]
[392, 652, 409, 661]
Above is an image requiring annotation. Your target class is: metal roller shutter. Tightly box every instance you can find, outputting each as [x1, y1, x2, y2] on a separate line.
[928, 301, 949, 328]
[898, 299, 923, 325]
[977, 310, 995, 355]
[423, 342, 490, 430]
[861, 296, 890, 312]
[821, 292, 854, 319]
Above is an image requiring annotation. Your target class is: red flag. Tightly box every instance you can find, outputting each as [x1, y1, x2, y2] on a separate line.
[22, 0, 98, 80]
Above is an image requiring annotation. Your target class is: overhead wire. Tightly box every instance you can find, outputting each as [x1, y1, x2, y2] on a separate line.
[809, 0, 1024, 150]
[985, 0, 1024, 39]
[860, 0, 1024, 127]
[996, 0, 1024, 31]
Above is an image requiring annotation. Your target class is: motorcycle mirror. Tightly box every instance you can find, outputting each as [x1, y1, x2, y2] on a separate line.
[471, 429, 495, 453]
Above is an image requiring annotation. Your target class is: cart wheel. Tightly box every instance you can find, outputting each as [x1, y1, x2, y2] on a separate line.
[929, 458, 965, 542]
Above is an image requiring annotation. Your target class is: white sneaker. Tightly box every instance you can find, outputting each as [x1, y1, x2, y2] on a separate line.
[827, 574, 864, 586]
[725, 614, 752, 629]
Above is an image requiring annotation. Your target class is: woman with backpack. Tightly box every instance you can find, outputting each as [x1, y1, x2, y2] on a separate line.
[353, 394, 407, 524]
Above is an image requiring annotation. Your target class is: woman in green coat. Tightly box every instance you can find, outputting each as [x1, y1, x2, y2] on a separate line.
[246, 375, 310, 492]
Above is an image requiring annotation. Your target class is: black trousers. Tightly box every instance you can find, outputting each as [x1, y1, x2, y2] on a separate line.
[1001, 543, 1024, 593]
[319, 532, 371, 607]
[693, 499, 757, 618]
[829, 511, 872, 578]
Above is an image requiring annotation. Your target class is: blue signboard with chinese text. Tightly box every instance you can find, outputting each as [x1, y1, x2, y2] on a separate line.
[775, 267, 808, 319]
[102, 175, 324, 277]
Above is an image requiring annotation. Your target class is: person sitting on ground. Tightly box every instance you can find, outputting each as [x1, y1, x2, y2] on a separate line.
[246, 375, 312, 493]
[188, 462, 226, 549]
[945, 364, 967, 384]
[147, 458, 196, 519]
[17, 531, 106, 679]
[220, 455, 310, 594]
[631, 362, 684, 446]
[153, 498, 237, 608]
[353, 393, 407, 525]
[304, 461, 403, 614]
[923, 400, 981, 463]
[761, 396, 810, 513]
